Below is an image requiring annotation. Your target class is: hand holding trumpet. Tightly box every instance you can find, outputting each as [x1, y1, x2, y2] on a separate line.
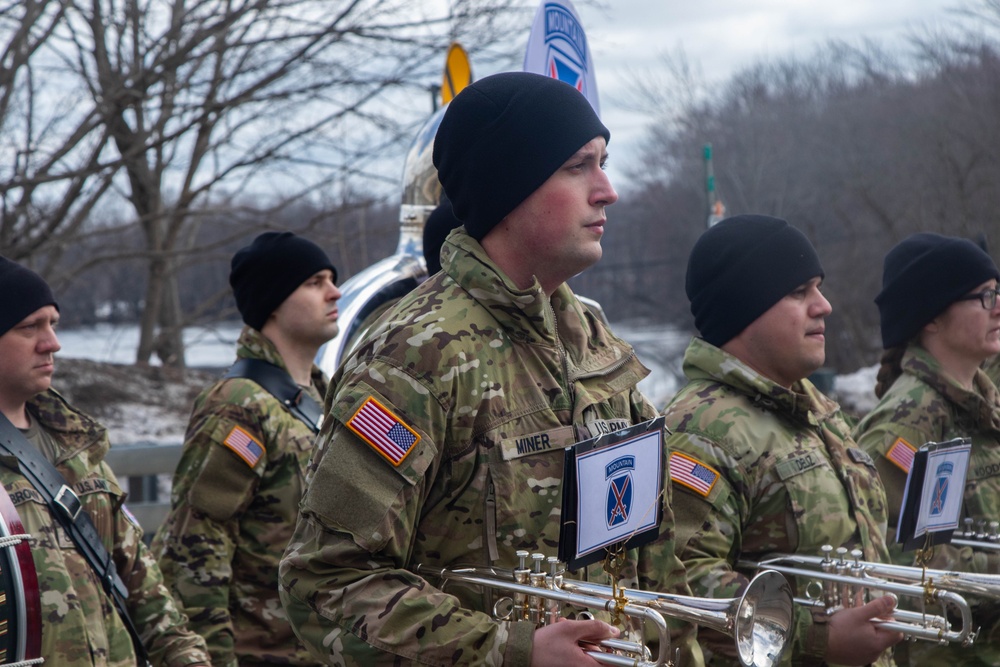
[826, 594, 904, 665]
[531, 618, 621, 667]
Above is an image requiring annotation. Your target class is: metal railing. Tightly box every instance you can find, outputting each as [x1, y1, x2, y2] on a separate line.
[104, 442, 183, 533]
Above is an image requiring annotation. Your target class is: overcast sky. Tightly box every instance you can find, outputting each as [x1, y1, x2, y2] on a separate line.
[510, 0, 968, 186]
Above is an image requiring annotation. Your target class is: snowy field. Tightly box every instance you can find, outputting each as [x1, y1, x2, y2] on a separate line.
[57, 320, 881, 415]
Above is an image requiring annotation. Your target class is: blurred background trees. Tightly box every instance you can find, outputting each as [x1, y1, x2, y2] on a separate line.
[6, 0, 1000, 373]
[572, 0, 1000, 372]
[0, 0, 530, 366]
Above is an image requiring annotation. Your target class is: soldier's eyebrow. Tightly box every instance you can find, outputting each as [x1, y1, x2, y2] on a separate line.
[563, 143, 607, 167]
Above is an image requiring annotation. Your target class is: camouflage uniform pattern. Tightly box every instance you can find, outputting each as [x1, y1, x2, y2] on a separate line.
[662, 337, 893, 667]
[152, 326, 326, 667]
[279, 229, 699, 666]
[853, 343, 1000, 667]
[4, 389, 210, 666]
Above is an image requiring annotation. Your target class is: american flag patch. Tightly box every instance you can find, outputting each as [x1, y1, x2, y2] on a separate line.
[669, 451, 720, 497]
[886, 437, 916, 473]
[347, 397, 420, 466]
[222, 425, 265, 467]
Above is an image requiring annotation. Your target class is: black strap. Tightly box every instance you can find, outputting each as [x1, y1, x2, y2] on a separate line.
[224, 358, 323, 433]
[0, 413, 150, 665]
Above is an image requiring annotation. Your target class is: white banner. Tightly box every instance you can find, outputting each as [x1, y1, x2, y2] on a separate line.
[914, 443, 971, 537]
[523, 0, 600, 115]
[574, 429, 661, 557]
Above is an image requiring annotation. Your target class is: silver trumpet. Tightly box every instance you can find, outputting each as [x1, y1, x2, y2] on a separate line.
[950, 518, 1000, 552]
[743, 544, 995, 646]
[416, 550, 794, 667]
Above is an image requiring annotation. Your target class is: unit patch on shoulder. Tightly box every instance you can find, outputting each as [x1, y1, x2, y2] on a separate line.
[222, 425, 265, 468]
[886, 437, 917, 473]
[346, 396, 421, 467]
[121, 503, 142, 530]
[669, 451, 720, 497]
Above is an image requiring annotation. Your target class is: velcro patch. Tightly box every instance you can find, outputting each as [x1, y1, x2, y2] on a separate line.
[776, 452, 824, 481]
[886, 437, 916, 473]
[222, 425, 265, 468]
[669, 452, 719, 497]
[346, 397, 420, 467]
[500, 426, 576, 461]
[848, 447, 875, 468]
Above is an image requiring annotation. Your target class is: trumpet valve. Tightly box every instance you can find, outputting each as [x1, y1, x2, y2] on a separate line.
[528, 553, 545, 625]
[962, 517, 975, 539]
[513, 550, 530, 621]
[835, 547, 855, 607]
[544, 557, 561, 625]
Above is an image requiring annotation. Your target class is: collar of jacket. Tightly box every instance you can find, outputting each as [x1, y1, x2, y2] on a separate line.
[902, 343, 1000, 433]
[236, 325, 327, 395]
[682, 336, 840, 426]
[443, 229, 640, 379]
[26, 389, 109, 464]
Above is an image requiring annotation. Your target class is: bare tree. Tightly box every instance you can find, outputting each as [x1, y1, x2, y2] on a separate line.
[1, 0, 532, 366]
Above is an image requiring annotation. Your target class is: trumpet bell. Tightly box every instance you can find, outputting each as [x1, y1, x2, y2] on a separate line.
[734, 570, 794, 667]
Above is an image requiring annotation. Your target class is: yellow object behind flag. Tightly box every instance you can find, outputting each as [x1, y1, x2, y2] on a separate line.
[441, 42, 472, 106]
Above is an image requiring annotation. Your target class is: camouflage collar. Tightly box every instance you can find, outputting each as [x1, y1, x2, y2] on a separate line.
[235, 325, 326, 395]
[26, 389, 108, 463]
[444, 230, 636, 375]
[902, 344, 1000, 432]
[682, 337, 839, 424]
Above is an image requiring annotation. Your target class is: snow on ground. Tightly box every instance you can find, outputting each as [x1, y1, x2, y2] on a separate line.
[834, 364, 880, 416]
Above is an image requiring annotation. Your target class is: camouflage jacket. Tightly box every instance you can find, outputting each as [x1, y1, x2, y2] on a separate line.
[152, 326, 326, 667]
[279, 229, 698, 666]
[662, 337, 892, 667]
[853, 343, 1000, 667]
[3, 389, 210, 666]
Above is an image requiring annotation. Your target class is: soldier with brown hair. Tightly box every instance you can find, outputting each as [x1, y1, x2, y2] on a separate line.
[279, 72, 700, 666]
[854, 232, 1000, 667]
[153, 231, 341, 666]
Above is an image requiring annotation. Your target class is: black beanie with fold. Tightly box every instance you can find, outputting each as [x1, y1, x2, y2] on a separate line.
[686, 215, 825, 347]
[0, 256, 58, 337]
[877, 232, 999, 349]
[432, 71, 609, 241]
[229, 232, 337, 331]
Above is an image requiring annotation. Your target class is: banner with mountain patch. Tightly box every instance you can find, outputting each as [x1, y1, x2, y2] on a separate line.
[558, 417, 663, 569]
[523, 0, 600, 115]
[896, 438, 971, 551]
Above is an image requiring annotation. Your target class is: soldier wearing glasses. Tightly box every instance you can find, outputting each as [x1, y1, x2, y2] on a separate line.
[854, 232, 1000, 667]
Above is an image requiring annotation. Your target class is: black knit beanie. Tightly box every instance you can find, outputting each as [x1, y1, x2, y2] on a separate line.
[432, 72, 609, 241]
[0, 256, 58, 337]
[686, 215, 825, 347]
[230, 232, 337, 331]
[876, 232, 999, 349]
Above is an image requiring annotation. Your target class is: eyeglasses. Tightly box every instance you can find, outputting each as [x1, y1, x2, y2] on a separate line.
[957, 287, 1000, 310]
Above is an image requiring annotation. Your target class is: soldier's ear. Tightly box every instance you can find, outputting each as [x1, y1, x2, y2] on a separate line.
[922, 317, 942, 335]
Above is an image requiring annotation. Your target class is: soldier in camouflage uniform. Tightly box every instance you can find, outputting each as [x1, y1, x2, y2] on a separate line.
[0, 256, 210, 666]
[853, 232, 1000, 667]
[152, 232, 340, 666]
[662, 216, 902, 667]
[279, 72, 701, 666]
